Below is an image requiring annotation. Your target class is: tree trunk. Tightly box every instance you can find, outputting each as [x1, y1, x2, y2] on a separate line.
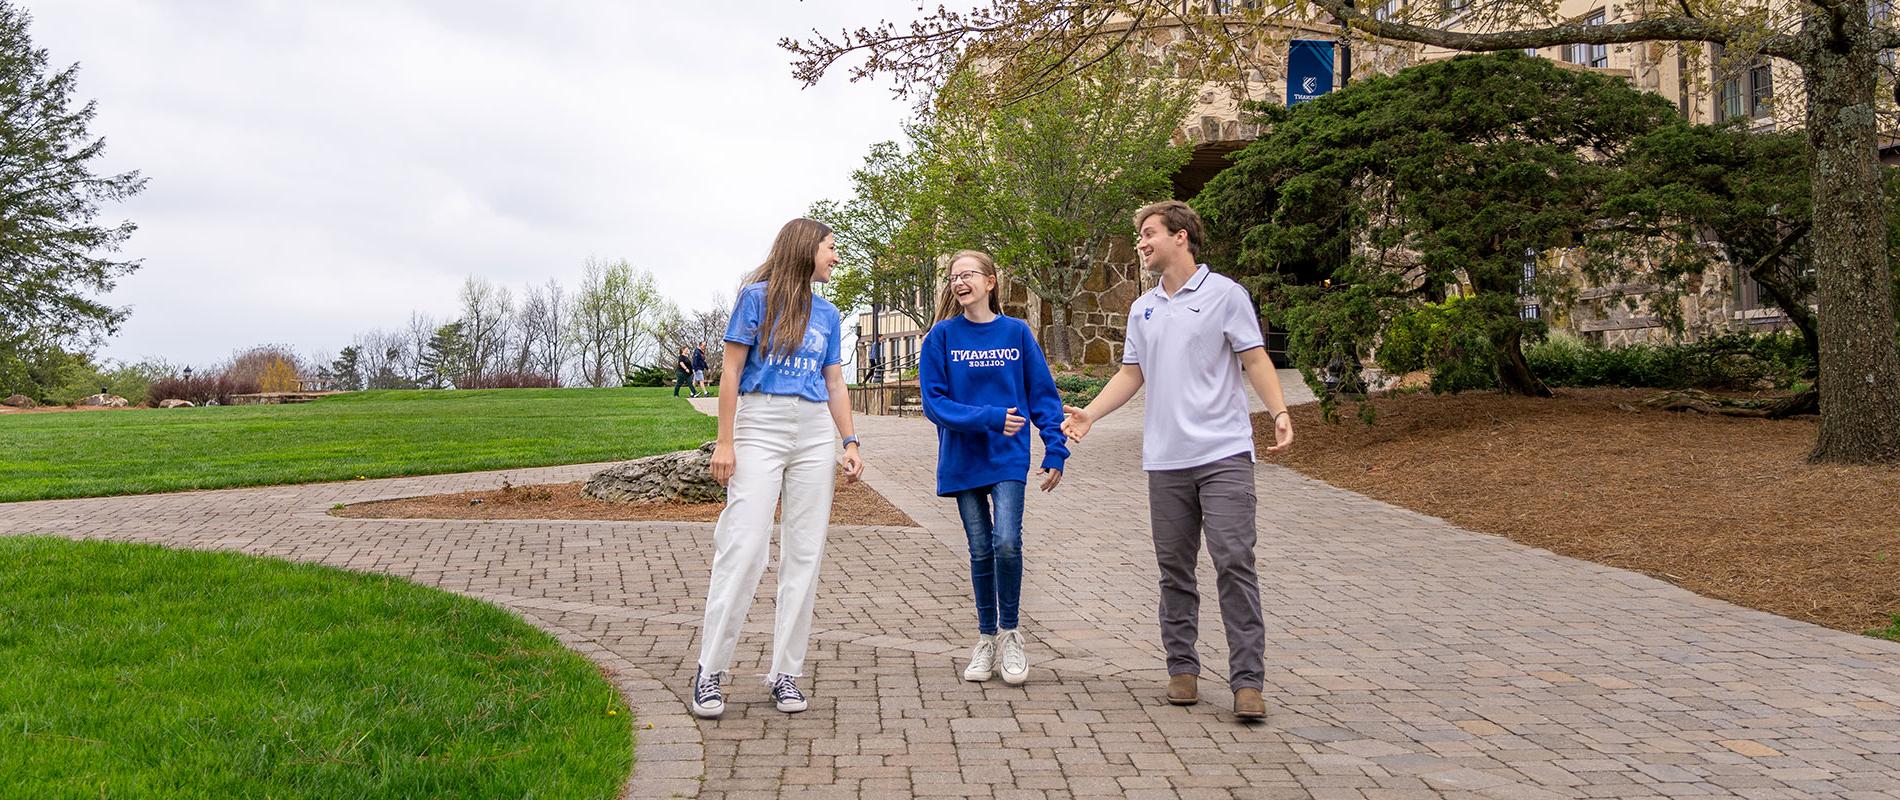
[1804, 23, 1900, 463]
[1049, 302, 1075, 366]
[1495, 326, 1553, 397]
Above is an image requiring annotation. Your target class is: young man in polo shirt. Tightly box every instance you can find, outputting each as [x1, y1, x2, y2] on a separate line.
[1062, 199, 1294, 721]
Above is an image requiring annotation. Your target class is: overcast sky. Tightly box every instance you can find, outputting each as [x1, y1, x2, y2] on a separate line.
[30, 0, 918, 367]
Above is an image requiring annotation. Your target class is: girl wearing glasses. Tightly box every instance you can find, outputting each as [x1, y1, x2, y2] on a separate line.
[918, 250, 1068, 686]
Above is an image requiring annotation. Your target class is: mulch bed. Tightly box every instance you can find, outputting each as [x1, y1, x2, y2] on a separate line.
[333, 468, 916, 527]
[1258, 388, 1900, 634]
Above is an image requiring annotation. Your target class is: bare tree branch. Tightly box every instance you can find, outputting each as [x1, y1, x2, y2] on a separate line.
[1310, 0, 1804, 59]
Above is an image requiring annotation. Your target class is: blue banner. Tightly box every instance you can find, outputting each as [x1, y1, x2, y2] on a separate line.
[1287, 39, 1336, 106]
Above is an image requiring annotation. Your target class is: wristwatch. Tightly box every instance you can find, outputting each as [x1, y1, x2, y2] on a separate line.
[841, 435, 860, 449]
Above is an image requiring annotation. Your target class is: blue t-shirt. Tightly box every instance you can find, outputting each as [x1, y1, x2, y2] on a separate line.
[918, 314, 1069, 496]
[723, 281, 842, 403]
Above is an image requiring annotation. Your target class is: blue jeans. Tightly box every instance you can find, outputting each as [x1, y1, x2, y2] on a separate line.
[953, 480, 1025, 635]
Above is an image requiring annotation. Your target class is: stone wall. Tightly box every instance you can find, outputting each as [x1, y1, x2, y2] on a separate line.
[1564, 259, 1800, 347]
[998, 238, 1149, 367]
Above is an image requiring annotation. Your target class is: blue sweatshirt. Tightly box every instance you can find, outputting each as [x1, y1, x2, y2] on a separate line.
[919, 314, 1069, 497]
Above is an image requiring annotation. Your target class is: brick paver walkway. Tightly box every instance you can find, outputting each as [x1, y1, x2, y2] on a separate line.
[4, 377, 1899, 799]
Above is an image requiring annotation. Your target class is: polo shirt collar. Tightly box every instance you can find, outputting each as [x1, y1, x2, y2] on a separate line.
[1153, 264, 1212, 300]
[1183, 264, 1211, 292]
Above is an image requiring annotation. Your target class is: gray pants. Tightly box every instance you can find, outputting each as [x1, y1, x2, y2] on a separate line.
[1147, 452, 1264, 691]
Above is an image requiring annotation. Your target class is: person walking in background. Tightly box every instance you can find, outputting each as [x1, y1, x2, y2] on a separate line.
[919, 249, 1068, 687]
[689, 217, 863, 719]
[674, 346, 695, 397]
[691, 342, 710, 396]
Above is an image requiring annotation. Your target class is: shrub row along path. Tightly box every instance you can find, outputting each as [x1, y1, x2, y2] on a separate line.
[4, 373, 1899, 799]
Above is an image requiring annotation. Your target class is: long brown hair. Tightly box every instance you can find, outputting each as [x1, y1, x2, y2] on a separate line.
[743, 218, 832, 358]
[933, 250, 1003, 323]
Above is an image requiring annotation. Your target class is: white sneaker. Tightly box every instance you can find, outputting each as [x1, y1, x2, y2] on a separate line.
[998, 628, 1028, 685]
[963, 634, 996, 681]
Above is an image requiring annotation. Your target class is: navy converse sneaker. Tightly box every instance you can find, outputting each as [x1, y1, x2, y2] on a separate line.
[770, 674, 808, 713]
[688, 667, 724, 719]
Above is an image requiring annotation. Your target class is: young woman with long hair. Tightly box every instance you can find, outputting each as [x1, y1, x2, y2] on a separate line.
[918, 250, 1067, 686]
[690, 218, 863, 719]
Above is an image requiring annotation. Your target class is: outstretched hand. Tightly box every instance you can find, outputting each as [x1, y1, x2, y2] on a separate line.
[1061, 405, 1093, 443]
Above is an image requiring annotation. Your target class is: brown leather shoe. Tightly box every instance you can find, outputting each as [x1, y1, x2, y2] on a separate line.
[1233, 687, 1267, 720]
[1167, 673, 1198, 705]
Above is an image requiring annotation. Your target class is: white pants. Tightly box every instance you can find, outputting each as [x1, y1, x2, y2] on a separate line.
[697, 393, 836, 681]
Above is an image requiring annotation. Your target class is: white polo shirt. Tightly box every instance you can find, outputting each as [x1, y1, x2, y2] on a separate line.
[1121, 264, 1265, 471]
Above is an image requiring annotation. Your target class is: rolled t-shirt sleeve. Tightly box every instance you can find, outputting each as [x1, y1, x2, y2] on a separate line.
[1221, 285, 1265, 353]
[725, 288, 762, 345]
[824, 308, 842, 366]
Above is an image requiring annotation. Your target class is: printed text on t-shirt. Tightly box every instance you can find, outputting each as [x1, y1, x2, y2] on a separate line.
[950, 347, 1020, 369]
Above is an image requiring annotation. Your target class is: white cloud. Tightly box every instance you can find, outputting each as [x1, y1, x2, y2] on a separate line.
[27, 0, 918, 365]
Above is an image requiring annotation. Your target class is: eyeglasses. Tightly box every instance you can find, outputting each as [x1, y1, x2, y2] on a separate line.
[949, 271, 988, 284]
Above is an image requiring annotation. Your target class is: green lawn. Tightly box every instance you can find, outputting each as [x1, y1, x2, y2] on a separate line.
[0, 536, 631, 799]
[1872, 617, 1900, 642]
[0, 387, 715, 502]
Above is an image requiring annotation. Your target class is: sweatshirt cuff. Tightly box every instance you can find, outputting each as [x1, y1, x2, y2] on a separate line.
[989, 406, 1009, 431]
[1040, 454, 1066, 473]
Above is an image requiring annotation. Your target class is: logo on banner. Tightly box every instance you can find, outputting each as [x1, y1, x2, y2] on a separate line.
[1287, 39, 1337, 106]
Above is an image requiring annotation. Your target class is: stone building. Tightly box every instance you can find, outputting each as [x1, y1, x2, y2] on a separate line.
[855, 6, 1313, 373]
[1426, 0, 1898, 346]
[855, 0, 1897, 375]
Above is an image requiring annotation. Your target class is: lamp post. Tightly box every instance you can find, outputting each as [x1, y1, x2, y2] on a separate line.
[1337, 0, 1353, 86]
[869, 299, 882, 384]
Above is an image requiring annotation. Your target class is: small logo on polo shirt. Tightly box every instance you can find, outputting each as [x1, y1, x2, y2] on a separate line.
[1143, 307, 1154, 320]
[1188, 306, 1203, 313]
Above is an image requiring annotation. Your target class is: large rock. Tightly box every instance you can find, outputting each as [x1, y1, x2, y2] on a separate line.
[79, 393, 129, 408]
[584, 442, 725, 504]
[2, 394, 34, 408]
[158, 399, 194, 408]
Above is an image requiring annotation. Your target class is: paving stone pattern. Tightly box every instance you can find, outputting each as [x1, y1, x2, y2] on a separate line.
[4, 375, 1898, 799]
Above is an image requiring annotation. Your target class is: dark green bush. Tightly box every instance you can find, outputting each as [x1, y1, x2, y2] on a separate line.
[1375, 296, 1508, 394]
[1052, 373, 1108, 406]
[1526, 332, 1812, 390]
[622, 365, 672, 388]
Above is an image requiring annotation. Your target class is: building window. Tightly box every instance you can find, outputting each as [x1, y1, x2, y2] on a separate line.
[1734, 267, 1764, 312]
[1676, 49, 1691, 118]
[1373, 0, 1399, 21]
[1442, 0, 1468, 14]
[1565, 12, 1607, 67]
[1716, 57, 1773, 122]
[1748, 63, 1773, 116]
[1719, 74, 1745, 121]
